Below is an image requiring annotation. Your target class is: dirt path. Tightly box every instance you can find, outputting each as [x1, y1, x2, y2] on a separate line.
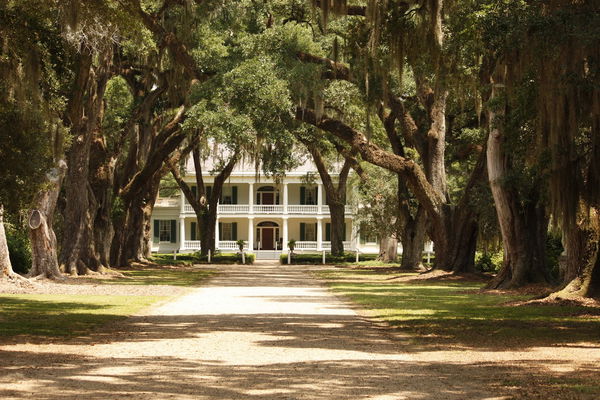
[1, 262, 515, 399]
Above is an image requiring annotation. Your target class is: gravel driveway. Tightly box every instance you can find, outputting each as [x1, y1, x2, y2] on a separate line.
[1, 262, 509, 399]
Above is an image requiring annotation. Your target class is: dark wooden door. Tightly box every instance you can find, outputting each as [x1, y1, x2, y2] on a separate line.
[262, 228, 274, 250]
[262, 192, 274, 205]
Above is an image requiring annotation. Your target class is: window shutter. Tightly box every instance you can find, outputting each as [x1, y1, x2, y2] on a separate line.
[191, 185, 197, 200]
[256, 192, 260, 204]
[232, 186, 238, 204]
[207, 186, 212, 202]
[300, 223, 305, 241]
[232, 222, 237, 240]
[191, 222, 197, 241]
[218, 222, 222, 241]
[314, 223, 317, 241]
[153, 220, 160, 243]
[300, 187, 305, 205]
[325, 223, 331, 241]
[170, 220, 177, 243]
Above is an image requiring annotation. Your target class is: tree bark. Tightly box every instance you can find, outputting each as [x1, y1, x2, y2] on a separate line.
[400, 206, 427, 270]
[28, 161, 67, 279]
[60, 49, 111, 275]
[0, 204, 17, 279]
[378, 236, 398, 263]
[486, 69, 550, 288]
[548, 215, 600, 299]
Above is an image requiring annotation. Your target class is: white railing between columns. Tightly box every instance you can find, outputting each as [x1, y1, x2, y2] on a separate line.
[218, 204, 250, 214]
[183, 240, 202, 250]
[295, 241, 317, 250]
[288, 205, 319, 214]
[253, 205, 284, 214]
[218, 240, 247, 250]
[321, 241, 354, 250]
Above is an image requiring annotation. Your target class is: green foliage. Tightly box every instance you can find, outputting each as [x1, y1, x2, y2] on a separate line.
[195, 252, 255, 265]
[317, 267, 600, 347]
[6, 223, 32, 274]
[475, 250, 503, 273]
[0, 294, 162, 337]
[280, 252, 378, 265]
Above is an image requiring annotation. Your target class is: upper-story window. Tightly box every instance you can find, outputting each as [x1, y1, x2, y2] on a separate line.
[221, 186, 238, 204]
[300, 186, 317, 205]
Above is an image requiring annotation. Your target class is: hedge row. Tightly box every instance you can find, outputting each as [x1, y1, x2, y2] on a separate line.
[280, 252, 379, 265]
[151, 252, 255, 265]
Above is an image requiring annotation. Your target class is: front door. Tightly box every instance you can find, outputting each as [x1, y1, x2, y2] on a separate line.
[262, 192, 274, 205]
[262, 228, 274, 250]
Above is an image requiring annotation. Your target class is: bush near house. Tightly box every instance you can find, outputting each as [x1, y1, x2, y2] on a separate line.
[195, 252, 255, 265]
[280, 252, 378, 265]
[151, 252, 255, 265]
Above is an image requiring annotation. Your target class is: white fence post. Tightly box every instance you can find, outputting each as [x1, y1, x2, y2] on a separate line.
[355, 250, 359, 263]
[287, 252, 291, 265]
[173, 250, 177, 260]
[322, 250, 326, 265]
[208, 249, 211, 263]
[242, 251, 245, 264]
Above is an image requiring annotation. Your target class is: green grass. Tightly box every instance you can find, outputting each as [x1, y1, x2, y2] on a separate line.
[0, 294, 162, 337]
[0, 266, 215, 338]
[317, 268, 600, 347]
[108, 267, 215, 286]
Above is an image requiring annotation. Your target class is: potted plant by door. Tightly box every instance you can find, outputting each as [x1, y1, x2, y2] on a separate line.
[288, 239, 296, 254]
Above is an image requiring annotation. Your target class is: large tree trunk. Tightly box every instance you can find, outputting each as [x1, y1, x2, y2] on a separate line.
[28, 161, 67, 279]
[486, 76, 550, 288]
[60, 50, 110, 275]
[400, 207, 427, 269]
[0, 204, 17, 279]
[378, 236, 398, 262]
[329, 202, 346, 256]
[199, 206, 217, 256]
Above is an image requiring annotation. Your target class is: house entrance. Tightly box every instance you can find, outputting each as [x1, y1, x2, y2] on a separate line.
[256, 221, 280, 250]
[256, 186, 279, 205]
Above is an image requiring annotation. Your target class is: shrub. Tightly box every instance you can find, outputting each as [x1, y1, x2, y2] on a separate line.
[475, 251, 503, 273]
[280, 252, 378, 265]
[6, 224, 31, 274]
[195, 252, 255, 265]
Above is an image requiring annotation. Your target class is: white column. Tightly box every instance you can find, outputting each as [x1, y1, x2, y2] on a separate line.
[282, 217, 289, 253]
[215, 217, 220, 250]
[248, 217, 254, 252]
[179, 217, 185, 251]
[317, 217, 323, 250]
[249, 183, 254, 214]
[317, 183, 323, 214]
[283, 182, 288, 214]
[180, 189, 185, 214]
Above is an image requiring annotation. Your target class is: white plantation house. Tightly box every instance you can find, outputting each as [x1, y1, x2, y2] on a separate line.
[150, 154, 386, 259]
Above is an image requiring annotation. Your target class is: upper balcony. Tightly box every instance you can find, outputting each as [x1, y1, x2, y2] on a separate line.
[181, 203, 354, 216]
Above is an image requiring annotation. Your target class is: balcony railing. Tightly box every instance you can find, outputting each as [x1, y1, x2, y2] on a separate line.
[156, 198, 180, 207]
[183, 240, 201, 250]
[295, 241, 317, 249]
[288, 205, 318, 214]
[178, 202, 354, 215]
[321, 241, 352, 250]
[218, 240, 247, 250]
[218, 204, 250, 214]
[253, 205, 284, 214]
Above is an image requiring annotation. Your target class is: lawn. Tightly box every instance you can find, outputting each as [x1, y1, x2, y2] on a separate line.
[105, 266, 215, 286]
[0, 294, 162, 337]
[0, 265, 215, 338]
[316, 267, 600, 347]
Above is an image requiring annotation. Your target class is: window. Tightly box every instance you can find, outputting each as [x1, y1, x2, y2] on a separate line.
[301, 222, 317, 241]
[221, 223, 232, 240]
[301, 186, 317, 205]
[219, 222, 237, 240]
[159, 220, 172, 242]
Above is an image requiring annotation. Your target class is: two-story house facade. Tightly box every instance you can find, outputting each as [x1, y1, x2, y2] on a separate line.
[151, 157, 382, 259]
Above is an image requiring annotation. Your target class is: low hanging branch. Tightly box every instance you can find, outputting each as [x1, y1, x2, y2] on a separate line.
[295, 106, 443, 219]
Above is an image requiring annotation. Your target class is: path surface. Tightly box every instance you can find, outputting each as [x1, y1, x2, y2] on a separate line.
[1, 262, 506, 399]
